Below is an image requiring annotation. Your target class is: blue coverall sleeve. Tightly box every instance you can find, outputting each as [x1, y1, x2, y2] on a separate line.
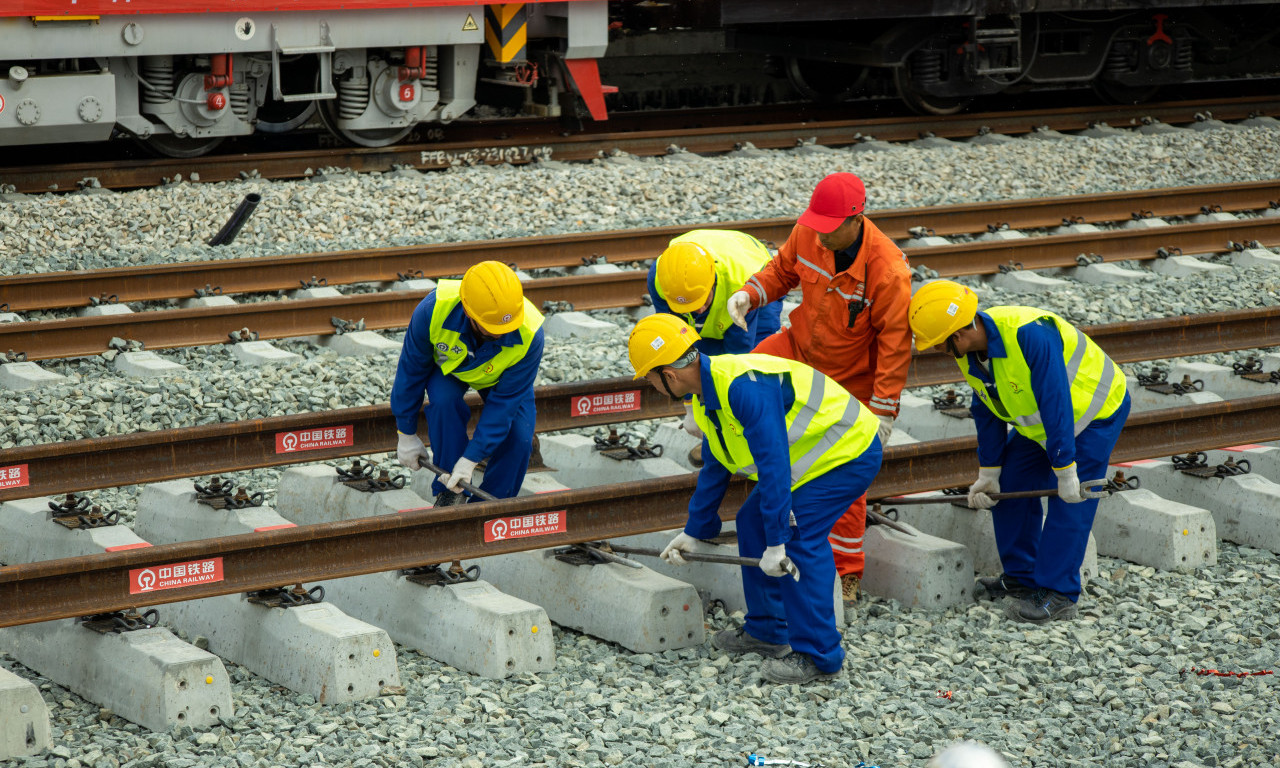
[1019, 322, 1075, 468]
[390, 294, 438, 435]
[462, 328, 545, 463]
[685, 437, 730, 540]
[728, 374, 794, 547]
[646, 264, 673, 315]
[970, 394, 1009, 468]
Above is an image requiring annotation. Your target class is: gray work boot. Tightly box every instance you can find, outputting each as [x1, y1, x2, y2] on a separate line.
[975, 573, 1033, 602]
[711, 628, 790, 658]
[1006, 588, 1079, 624]
[761, 651, 839, 684]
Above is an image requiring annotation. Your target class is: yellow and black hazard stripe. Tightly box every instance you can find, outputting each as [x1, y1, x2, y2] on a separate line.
[484, 3, 527, 63]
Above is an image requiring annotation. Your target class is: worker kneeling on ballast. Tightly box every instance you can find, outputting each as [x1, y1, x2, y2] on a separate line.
[391, 261, 544, 505]
[629, 313, 883, 684]
[908, 281, 1131, 623]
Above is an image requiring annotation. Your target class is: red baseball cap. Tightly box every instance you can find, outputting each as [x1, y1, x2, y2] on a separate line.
[798, 173, 866, 233]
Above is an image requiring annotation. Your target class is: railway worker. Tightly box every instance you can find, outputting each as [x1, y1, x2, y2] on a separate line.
[907, 280, 1131, 623]
[629, 313, 883, 684]
[391, 261, 544, 506]
[647, 229, 784, 464]
[726, 172, 913, 605]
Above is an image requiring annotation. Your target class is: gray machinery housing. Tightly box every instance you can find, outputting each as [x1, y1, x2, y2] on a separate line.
[0, 2, 607, 155]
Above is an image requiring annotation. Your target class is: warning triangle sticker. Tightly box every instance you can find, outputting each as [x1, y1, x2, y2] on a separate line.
[462, 14, 478, 31]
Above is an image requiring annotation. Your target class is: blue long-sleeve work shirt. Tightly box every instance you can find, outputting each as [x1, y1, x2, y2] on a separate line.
[683, 355, 796, 547]
[967, 311, 1075, 469]
[646, 265, 779, 356]
[390, 291, 544, 463]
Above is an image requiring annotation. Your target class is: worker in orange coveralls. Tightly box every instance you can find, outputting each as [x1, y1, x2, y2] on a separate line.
[727, 172, 913, 605]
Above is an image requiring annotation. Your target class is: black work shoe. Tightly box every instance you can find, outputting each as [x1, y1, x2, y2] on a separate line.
[761, 651, 839, 684]
[975, 573, 1033, 602]
[1007, 588, 1078, 624]
[711, 628, 790, 658]
[432, 489, 466, 508]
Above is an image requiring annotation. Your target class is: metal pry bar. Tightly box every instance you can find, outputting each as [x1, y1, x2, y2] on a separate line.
[874, 478, 1113, 506]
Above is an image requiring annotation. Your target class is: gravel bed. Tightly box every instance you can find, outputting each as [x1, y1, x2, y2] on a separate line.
[4, 124, 1280, 767]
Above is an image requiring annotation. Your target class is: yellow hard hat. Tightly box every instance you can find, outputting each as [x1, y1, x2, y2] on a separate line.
[656, 241, 716, 311]
[628, 313, 701, 379]
[460, 261, 525, 335]
[908, 280, 979, 350]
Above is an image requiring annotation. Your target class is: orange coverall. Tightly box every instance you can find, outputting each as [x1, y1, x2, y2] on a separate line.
[742, 217, 913, 577]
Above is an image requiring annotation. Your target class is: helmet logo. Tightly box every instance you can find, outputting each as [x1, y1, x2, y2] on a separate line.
[676, 296, 686, 303]
[501, 314, 512, 323]
[650, 337, 665, 351]
[946, 302, 959, 316]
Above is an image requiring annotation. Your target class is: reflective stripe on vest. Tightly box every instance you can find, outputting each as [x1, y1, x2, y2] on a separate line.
[658, 230, 772, 340]
[691, 353, 879, 488]
[960, 307, 1127, 445]
[428, 280, 544, 389]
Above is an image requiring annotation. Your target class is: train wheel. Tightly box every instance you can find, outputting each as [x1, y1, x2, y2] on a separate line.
[143, 133, 225, 158]
[316, 73, 415, 148]
[256, 101, 317, 134]
[893, 66, 972, 116]
[784, 57, 867, 102]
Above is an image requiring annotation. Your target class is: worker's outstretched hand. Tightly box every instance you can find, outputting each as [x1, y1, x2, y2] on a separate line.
[397, 432, 429, 470]
[726, 290, 753, 331]
[1054, 463, 1083, 503]
[760, 545, 800, 581]
[444, 456, 478, 492]
[660, 532, 700, 565]
[967, 466, 1001, 509]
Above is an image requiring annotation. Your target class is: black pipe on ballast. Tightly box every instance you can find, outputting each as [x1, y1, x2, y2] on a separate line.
[208, 193, 262, 246]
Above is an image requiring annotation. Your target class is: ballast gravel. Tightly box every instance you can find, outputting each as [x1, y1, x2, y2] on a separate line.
[3, 122, 1280, 767]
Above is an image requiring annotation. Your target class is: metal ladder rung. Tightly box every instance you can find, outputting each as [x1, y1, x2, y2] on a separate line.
[276, 44, 336, 55]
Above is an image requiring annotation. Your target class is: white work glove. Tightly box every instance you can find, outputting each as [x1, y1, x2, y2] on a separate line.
[727, 290, 753, 331]
[397, 432, 429, 470]
[967, 466, 1002, 509]
[444, 456, 478, 492]
[1055, 463, 1083, 504]
[875, 414, 894, 443]
[681, 409, 703, 439]
[660, 532, 701, 566]
[760, 544, 800, 581]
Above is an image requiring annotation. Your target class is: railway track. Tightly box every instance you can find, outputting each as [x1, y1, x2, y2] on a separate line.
[3, 180, 1276, 312]
[2, 304, 1278, 502]
[1, 95, 1276, 194]
[3, 190, 1278, 361]
[3, 389, 1279, 628]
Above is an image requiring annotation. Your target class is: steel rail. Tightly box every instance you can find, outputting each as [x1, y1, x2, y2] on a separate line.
[0, 95, 1275, 194]
[2, 305, 1278, 503]
[2, 392, 1279, 628]
[3, 180, 1275, 311]
[5, 217, 1279, 361]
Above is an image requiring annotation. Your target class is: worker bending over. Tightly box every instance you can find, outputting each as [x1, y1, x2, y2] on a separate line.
[630, 313, 883, 684]
[727, 172, 912, 604]
[392, 261, 544, 505]
[908, 280, 1130, 623]
[648, 229, 783, 354]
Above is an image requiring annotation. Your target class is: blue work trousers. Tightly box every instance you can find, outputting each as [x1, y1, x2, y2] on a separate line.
[992, 394, 1130, 600]
[424, 370, 535, 500]
[739, 438, 883, 674]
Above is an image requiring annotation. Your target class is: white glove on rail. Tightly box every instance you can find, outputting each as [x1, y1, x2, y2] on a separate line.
[681, 408, 703, 439]
[660, 532, 701, 566]
[444, 456, 479, 492]
[727, 290, 753, 331]
[967, 466, 1002, 509]
[397, 432, 429, 470]
[875, 414, 894, 444]
[1054, 463, 1083, 504]
[760, 545, 800, 581]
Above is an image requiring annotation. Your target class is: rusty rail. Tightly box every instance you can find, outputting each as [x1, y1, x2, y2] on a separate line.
[2, 180, 1274, 311]
[2, 304, 1278, 503]
[5, 216, 1280, 361]
[1, 95, 1274, 193]
[2, 391, 1279, 627]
